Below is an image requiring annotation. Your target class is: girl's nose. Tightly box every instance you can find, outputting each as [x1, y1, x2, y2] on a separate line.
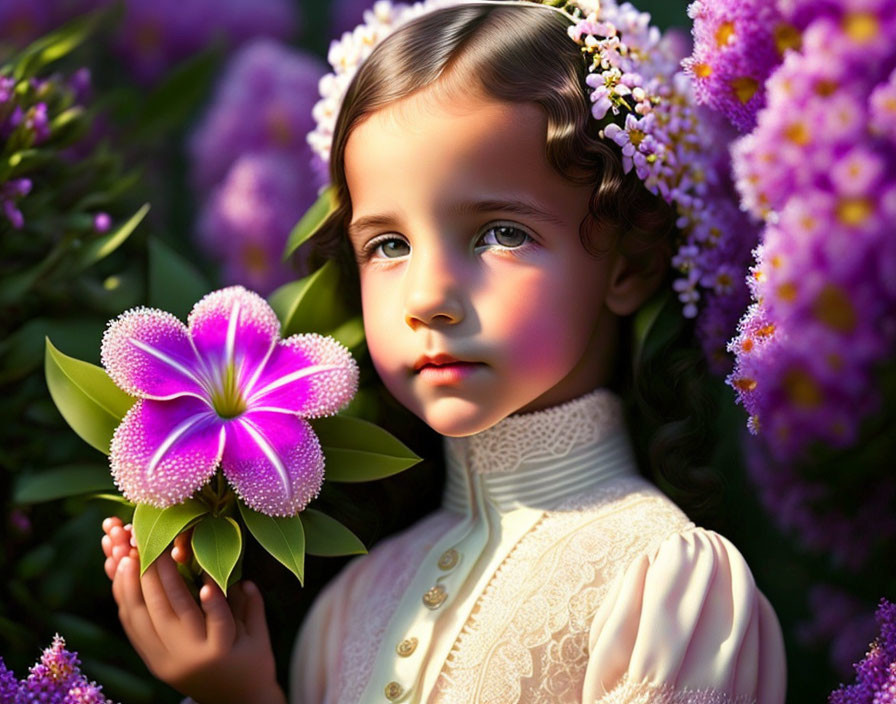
[403, 250, 466, 330]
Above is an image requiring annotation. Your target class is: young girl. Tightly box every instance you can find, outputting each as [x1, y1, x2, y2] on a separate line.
[102, 2, 788, 702]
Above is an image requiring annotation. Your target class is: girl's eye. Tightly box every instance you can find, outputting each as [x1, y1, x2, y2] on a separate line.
[365, 236, 410, 260]
[477, 225, 532, 250]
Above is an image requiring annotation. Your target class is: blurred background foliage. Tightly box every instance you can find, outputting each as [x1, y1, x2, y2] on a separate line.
[0, 1, 889, 702]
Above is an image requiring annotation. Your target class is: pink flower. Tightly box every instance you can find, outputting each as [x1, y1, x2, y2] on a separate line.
[101, 286, 359, 516]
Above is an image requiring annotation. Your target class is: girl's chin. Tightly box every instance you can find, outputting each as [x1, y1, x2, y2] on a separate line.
[413, 395, 511, 437]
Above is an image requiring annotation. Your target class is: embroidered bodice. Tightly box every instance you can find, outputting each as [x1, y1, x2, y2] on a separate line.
[290, 389, 787, 704]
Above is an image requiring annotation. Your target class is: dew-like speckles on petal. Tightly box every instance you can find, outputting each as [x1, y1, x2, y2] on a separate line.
[101, 307, 205, 399]
[110, 398, 224, 507]
[248, 333, 359, 417]
[221, 413, 324, 516]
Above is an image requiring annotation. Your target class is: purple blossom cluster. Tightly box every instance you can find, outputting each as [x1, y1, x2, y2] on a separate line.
[1, 178, 32, 230]
[107, 0, 300, 84]
[561, 2, 764, 364]
[0, 635, 114, 704]
[744, 438, 896, 572]
[190, 40, 326, 295]
[683, 0, 799, 132]
[797, 585, 879, 678]
[1, 69, 110, 234]
[830, 599, 896, 703]
[725, 1, 896, 460]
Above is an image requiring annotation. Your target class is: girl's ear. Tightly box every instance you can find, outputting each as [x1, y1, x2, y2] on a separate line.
[604, 236, 670, 316]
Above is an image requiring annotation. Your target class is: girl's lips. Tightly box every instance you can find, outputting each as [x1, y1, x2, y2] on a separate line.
[416, 361, 484, 385]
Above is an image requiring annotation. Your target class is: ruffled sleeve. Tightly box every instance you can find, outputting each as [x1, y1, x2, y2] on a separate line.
[581, 528, 786, 704]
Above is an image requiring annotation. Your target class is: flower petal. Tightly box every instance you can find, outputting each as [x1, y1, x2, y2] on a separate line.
[101, 307, 209, 400]
[245, 333, 358, 417]
[222, 411, 324, 516]
[187, 286, 281, 390]
[110, 397, 224, 507]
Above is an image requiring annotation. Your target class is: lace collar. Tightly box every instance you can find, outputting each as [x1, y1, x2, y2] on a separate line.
[442, 388, 639, 512]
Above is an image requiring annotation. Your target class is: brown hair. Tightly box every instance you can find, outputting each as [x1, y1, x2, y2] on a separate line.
[309, 2, 722, 523]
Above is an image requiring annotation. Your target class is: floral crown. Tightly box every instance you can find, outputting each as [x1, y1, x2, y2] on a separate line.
[308, 0, 745, 322]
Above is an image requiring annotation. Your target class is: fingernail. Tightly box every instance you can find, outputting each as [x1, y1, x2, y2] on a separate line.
[118, 556, 130, 571]
[129, 534, 137, 547]
[244, 581, 257, 595]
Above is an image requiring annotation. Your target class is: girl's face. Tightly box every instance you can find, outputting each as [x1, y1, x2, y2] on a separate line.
[344, 88, 623, 436]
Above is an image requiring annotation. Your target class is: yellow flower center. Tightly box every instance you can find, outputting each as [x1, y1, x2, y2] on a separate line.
[813, 284, 857, 332]
[783, 368, 823, 408]
[774, 23, 802, 54]
[211, 363, 247, 419]
[731, 76, 759, 104]
[837, 197, 875, 226]
[715, 21, 736, 47]
[843, 12, 879, 43]
[784, 122, 810, 145]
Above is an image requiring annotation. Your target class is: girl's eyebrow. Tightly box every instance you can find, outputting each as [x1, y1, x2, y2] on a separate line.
[348, 197, 567, 240]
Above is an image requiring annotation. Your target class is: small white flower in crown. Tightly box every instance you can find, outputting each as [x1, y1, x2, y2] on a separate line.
[308, 0, 742, 321]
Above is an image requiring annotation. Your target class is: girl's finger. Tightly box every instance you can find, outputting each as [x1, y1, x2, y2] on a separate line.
[104, 555, 119, 581]
[139, 555, 179, 631]
[101, 534, 113, 559]
[102, 516, 122, 534]
[112, 557, 166, 659]
[112, 542, 130, 561]
[240, 581, 270, 641]
[199, 576, 236, 647]
[227, 582, 248, 638]
[109, 525, 128, 546]
[172, 531, 192, 564]
[154, 548, 204, 636]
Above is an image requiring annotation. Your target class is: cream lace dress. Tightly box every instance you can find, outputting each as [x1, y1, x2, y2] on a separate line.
[290, 389, 787, 704]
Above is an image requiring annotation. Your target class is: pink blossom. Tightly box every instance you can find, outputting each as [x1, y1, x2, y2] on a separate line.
[101, 287, 359, 516]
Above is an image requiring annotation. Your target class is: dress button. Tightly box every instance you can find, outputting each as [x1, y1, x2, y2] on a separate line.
[437, 548, 459, 570]
[384, 681, 404, 700]
[396, 637, 418, 657]
[422, 584, 448, 609]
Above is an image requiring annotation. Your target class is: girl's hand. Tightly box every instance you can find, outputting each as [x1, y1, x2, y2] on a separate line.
[100, 518, 286, 704]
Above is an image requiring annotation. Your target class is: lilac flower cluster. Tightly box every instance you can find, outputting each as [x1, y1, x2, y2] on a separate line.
[683, 0, 799, 132]
[830, 599, 896, 704]
[725, 1, 896, 460]
[0, 635, 114, 703]
[1, 178, 32, 230]
[1, 68, 110, 234]
[797, 585, 879, 678]
[107, 0, 299, 84]
[190, 40, 326, 294]
[567, 1, 761, 362]
[744, 438, 896, 572]
[0, 0, 53, 48]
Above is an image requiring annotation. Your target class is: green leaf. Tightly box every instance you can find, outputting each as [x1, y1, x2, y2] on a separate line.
[12, 7, 112, 80]
[632, 289, 682, 368]
[1, 318, 105, 383]
[238, 501, 305, 583]
[148, 238, 210, 321]
[311, 415, 421, 482]
[133, 499, 207, 574]
[283, 186, 337, 259]
[191, 515, 242, 594]
[330, 316, 366, 352]
[301, 509, 366, 557]
[13, 464, 114, 504]
[134, 46, 221, 139]
[44, 338, 135, 455]
[268, 260, 349, 337]
[77, 204, 150, 269]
